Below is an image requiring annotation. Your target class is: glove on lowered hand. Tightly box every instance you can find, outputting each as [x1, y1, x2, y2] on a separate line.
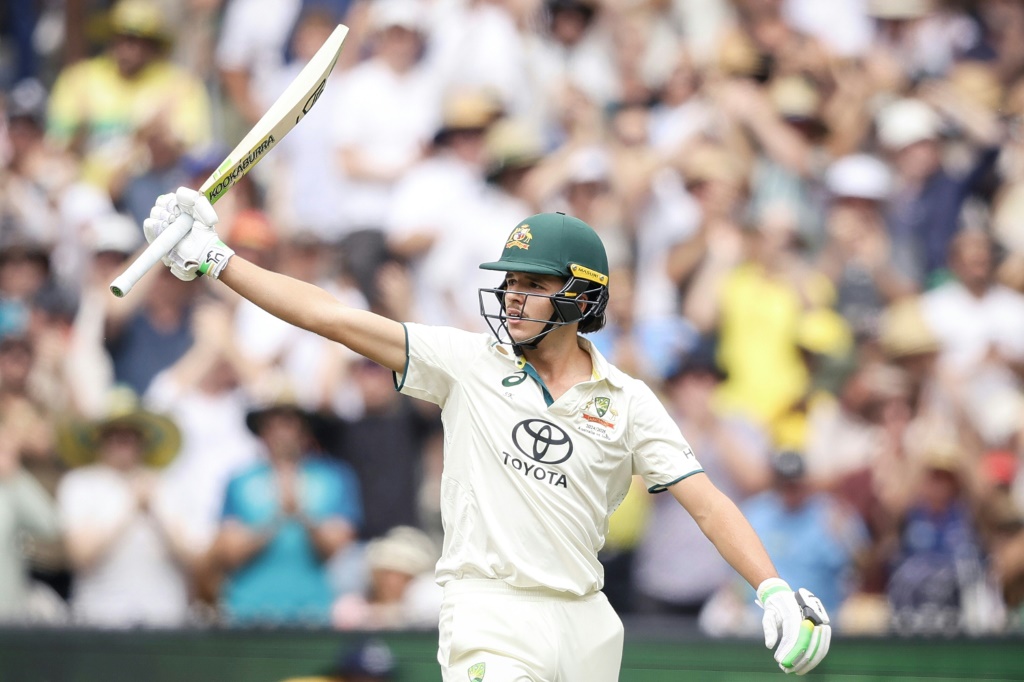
[757, 578, 832, 675]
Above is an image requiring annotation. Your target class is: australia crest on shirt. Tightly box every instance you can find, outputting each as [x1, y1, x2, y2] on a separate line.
[576, 396, 619, 440]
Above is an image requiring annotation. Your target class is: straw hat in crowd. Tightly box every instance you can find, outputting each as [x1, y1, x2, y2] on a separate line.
[56, 385, 181, 468]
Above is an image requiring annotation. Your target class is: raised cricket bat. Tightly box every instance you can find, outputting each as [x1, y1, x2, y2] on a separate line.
[109, 24, 350, 298]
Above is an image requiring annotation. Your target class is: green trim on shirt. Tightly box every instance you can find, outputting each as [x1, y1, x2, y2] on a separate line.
[520, 362, 555, 407]
[648, 469, 705, 493]
[394, 323, 411, 392]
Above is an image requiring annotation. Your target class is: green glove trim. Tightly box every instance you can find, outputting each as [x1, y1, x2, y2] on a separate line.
[757, 578, 792, 605]
[780, 619, 814, 668]
[197, 241, 234, 279]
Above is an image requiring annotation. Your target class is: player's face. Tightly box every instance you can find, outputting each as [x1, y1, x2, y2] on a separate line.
[502, 271, 563, 341]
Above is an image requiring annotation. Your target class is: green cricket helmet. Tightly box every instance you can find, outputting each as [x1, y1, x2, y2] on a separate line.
[478, 212, 610, 348]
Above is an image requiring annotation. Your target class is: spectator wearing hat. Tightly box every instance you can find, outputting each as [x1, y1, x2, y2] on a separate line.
[700, 450, 868, 637]
[633, 344, 771, 618]
[431, 117, 546, 332]
[328, 0, 439, 238]
[333, 525, 441, 630]
[55, 386, 197, 627]
[887, 441, 1003, 634]
[209, 396, 362, 625]
[45, 0, 212, 193]
[384, 89, 502, 327]
[818, 153, 917, 339]
[875, 91, 1003, 289]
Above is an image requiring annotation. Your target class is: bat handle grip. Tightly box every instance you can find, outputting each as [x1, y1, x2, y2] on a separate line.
[109, 213, 195, 298]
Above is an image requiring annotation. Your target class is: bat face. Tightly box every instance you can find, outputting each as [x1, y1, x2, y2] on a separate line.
[199, 24, 348, 205]
[205, 133, 277, 203]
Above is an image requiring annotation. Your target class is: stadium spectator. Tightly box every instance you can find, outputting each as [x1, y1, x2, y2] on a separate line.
[920, 229, 1024, 448]
[329, 0, 438, 239]
[887, 441, 1005, 635]
[332, 525, 441, 630]
[104, 266, 198, 397]
[45, 0, 211, 194]
[633, 344, 771, 617]
[55, 386, 196, 627]
[700, 450, 869, 636]
[209, 395, 362, 625]
[384, 89, 501, 326]
[818, 153, 917, 339]
[875, 91, 1002, 289]
[0, 387, 61, 623]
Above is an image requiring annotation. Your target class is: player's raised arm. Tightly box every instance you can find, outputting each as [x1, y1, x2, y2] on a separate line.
[142, 188, 408, 373]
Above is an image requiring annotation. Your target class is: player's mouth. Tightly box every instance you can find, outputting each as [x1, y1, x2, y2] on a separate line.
[506, 307, 523, 323]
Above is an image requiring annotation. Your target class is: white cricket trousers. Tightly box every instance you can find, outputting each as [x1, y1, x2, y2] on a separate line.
[438, 579, 624, 682]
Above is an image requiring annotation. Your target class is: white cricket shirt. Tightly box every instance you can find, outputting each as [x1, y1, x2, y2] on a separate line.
[397, 324, 703, 596]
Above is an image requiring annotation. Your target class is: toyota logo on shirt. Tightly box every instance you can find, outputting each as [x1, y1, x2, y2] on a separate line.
[512, 419, 574, 464]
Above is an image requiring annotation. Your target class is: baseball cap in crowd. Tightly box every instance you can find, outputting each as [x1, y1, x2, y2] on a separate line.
[825, 154, 892, 202]
[664, 340, 727, 383]
[89, 212, 143, 255]
[5, 78, 47, 125]
[370, 0, 427, 33]
[108, 0, 171, 45]
[770, 450, 807, 481]
[565, 145, 611, 186]
[876, 98, 941, 150]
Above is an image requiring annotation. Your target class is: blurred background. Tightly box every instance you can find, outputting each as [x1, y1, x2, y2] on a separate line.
[1, 0, 1024, 679]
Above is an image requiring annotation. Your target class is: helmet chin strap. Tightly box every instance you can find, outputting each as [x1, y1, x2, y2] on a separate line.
[510, 313, 560, 356]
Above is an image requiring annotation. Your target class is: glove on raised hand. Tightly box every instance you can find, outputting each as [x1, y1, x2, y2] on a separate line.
[757, 578, 832, 675]
[143, 187, 234, 281]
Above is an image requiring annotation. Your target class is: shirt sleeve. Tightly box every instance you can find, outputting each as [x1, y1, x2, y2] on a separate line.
[625, 381, 703, 492]
[395, 323, 487, 407]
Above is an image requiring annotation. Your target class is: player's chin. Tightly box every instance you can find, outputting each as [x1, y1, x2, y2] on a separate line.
[506, 317, 540, 341]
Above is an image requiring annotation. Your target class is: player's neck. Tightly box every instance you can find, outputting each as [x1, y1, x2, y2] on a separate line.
[521, 330, 593, 395]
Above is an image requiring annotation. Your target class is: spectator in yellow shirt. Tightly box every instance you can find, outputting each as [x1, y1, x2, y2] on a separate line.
[46, 0, 212, 194]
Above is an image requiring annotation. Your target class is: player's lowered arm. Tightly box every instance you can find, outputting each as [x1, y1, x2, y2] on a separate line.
[669, 472, 778, 589]
[219, 256, 408, 373]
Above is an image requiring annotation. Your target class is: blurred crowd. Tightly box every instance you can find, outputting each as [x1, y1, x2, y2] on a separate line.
[1, 0, 1024, 639]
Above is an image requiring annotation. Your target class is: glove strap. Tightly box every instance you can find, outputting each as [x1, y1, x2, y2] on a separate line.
[198, 242, 235, 280]
[756, 577, 792, 605]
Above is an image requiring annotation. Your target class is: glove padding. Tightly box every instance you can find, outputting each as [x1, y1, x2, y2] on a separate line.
[757, 578, 831, 675]
[143, 187, 234, 281]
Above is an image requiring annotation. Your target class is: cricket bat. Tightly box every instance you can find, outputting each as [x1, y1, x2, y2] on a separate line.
[109, 24, 350, 298]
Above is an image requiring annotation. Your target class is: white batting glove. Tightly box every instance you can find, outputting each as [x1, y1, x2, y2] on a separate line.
[757, 578, 832, 675]
[143, 187, 235, 281]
